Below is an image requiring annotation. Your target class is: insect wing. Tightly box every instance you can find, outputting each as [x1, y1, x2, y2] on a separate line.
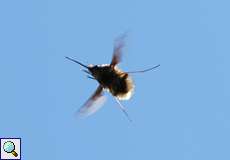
[77, 85, 106, 118]
[110, 34, 127, 67]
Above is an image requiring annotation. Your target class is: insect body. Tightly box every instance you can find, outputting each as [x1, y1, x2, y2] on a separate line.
[66, 34, 160, 121]
[89, 64, 134, 100]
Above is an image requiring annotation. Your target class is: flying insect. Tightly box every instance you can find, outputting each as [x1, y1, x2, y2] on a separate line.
[66, 34, 160, 121]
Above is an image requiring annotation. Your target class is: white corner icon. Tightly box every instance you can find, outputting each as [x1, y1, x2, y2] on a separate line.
[0, 138, 21, 160]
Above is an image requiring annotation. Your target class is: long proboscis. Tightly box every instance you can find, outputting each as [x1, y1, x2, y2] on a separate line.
[126, 64, 160, 74]
[65, 56, 89, 69]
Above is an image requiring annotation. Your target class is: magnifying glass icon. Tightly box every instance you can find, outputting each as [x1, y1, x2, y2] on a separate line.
[3, 141, 18, 157]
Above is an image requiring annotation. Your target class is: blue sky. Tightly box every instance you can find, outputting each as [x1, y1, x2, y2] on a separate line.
[0, 0, 229, 159]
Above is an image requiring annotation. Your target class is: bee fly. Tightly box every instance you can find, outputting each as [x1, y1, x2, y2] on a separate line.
[66, 34, 160, 122]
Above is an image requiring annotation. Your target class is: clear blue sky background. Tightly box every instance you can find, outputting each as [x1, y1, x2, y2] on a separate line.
[0, 0, 229, 159]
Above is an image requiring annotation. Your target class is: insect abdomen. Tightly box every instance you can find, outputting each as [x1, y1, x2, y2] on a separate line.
[93, 66, 134, 100]
[109, 73, 134, 100]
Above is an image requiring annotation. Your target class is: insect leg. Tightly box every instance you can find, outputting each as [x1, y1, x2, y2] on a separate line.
[87, 75, 96, 80]
[114, 97, 132, 122]
[81, 69, 91, 74]
[126, 64, 160, 74]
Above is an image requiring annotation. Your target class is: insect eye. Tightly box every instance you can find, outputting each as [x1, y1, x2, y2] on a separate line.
[94, 65, 99, 69]
[89, 65, 98, 72]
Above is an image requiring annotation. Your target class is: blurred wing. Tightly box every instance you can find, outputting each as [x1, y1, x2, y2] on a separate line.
[76, 85, 106, 118]
[110, 33, 127, 67]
